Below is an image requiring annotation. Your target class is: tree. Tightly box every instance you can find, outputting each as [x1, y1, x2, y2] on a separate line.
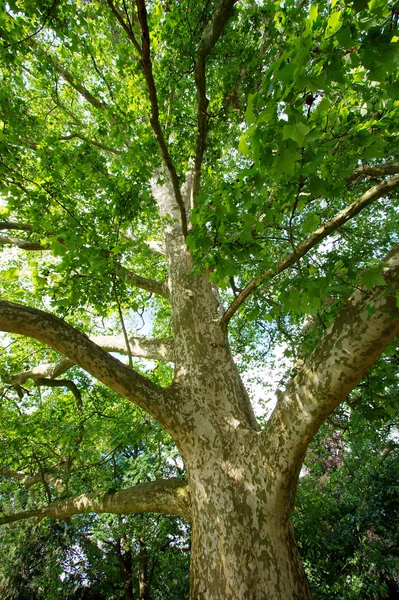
[0, 0, 399, 597]
[294, 364, 399, 599]
[0, 362, 188, 599]
[0, 509, 190, 600]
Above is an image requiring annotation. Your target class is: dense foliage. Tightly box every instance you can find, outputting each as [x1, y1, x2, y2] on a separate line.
[0, 0, 399, 597]
[296, 376, 399, 599]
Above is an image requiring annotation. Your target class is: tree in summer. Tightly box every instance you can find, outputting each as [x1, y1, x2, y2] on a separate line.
[294, 359, 399, 600]
[0, 0, 399, 597]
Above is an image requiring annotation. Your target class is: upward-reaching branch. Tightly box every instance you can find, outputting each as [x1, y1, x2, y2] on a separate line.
[222, 173, 399, 325]
[192, 0, 238, 204]
[106, 0, 142, 54]
[0, 301, 176, 428]
[106, 0, 188, 237]
[136, 0, 188, 237]
[265, 244, 399, 501]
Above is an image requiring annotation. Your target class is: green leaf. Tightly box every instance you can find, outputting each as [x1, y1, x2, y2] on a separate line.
[238, 133, 250, 156]
[325, 11, 343, 38]
[258, 104, 276, 124]
[302, 213, 320, 233]
[282, 122, 310, 147]
[316, 97, 331, 115]
[50, 239, 67, 257]
[309, 4, 318, 25]
[245, 93, 257, 125]
[360, 266, 387, 289]
[367, 0, 389, 16]
[275, 146, 301, 174]
[1, 268, 19, 281]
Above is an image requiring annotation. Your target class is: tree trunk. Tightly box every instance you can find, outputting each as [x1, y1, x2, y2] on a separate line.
[139, 539, 150, 600]
[115, 541, 134, 600]
[184, 433, 312, 600]
[157, 190, 314, 598]
[190, 516, 311, 600]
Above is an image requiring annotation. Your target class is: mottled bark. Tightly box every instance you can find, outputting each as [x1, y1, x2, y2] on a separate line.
[265, 243, 399, 486]
[185, 430, 312, 600]
[0, 478, 191, 525]
[0, 301, 177, 429]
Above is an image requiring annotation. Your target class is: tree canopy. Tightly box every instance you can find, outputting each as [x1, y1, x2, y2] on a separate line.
[0, 0, 399, 598]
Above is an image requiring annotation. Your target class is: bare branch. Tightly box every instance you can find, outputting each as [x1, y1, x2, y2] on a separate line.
[0, 301, 176, 427]
[0, 230, 169, 296]
[0, 478, 192, 525]
[34, 377, 82, 404]
[265, 244, 399, 503]
[12, 357, 74, 385]
[0, 467, 30, 483]
[23, 36, 109, 111]
[222, 173, 399, 325]
[121, 233, 166, 255]
[0, 234, 47, 251]
[0, 221, 33, 232]
[137, 0, 188, 236]
[345, 161, 399, 184]
[52, 59, 109, 110]
[144, 240, 166, 255]
[192, 0, 238, 204]
[118, 266, 170, 298]
[4, 0, 59, 49]
[91, 335, 174, 362]
[106, 0, 142, 54]
[59, 133, 123, 155]
[11, 336, 174, 386]
[0, 467, 64, 490]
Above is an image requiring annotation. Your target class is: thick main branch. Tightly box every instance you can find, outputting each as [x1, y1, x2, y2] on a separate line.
[265, 244, 399, 486]
[0, 301, 176, 427]
[106, 0, 188, 236]
[0, 478, 192, 525]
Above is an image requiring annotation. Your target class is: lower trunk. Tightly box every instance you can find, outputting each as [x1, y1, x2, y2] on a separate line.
[185, 446, 312, 600]
[190, 514, 311, 600]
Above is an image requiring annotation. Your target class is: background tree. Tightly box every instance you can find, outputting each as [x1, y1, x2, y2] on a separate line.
[0, 371, 190, 600]
[0, 0, 399, 598]
[295, 352, 399, 600]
